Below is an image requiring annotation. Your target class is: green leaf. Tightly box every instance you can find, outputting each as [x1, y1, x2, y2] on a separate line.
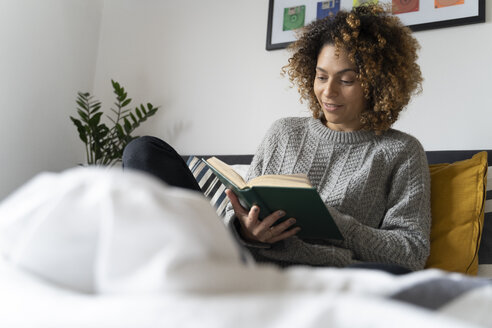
[135, 107, 143, 119]
[77, 92, 90, 100]
[112, 80, 120, 92]
[89, 112, 103, 126]
[76, 99, 88, 111]
[89, 102, 102, 114]
[77, 109, 89, 122]
[115, 123, 125, 138]
[148, 108, 158, 116]
[121, 98, 131, 107]
[70, 117, 88, 143]
[97, 124, 109, 135]
[124, 118, 132, 133]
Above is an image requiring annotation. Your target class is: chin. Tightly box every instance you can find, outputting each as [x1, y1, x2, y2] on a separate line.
[322, 113, 341, 125]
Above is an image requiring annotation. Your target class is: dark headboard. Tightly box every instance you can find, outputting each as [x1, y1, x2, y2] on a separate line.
[185, 150, 492, 166]
[182, 155, 254, 165]
[425, 150, 492, 165]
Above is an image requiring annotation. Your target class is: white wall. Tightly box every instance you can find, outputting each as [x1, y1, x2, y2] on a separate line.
[393, 4, 492, 151]
[94, 0, 492, 156]
[93, 0, 304, 156]
[0, 0, 103, 200]
[1, 0, 491, 199]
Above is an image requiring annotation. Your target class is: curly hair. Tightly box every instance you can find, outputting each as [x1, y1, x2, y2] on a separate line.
[282, 4, 423, 132]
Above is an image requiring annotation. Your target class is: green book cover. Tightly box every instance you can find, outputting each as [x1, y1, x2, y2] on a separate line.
[202, 158, 343, 240]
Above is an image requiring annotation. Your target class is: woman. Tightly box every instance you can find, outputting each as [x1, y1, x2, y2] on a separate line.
[223, 4, 430, 271]
[123, 4, 430, 273]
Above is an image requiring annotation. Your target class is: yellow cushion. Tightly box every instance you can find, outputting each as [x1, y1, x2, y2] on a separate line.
[425, 151, 487, 275]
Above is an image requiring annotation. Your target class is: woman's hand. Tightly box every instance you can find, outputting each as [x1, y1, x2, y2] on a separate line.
[225, 189, 300, 244]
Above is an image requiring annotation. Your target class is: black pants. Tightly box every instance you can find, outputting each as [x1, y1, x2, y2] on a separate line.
[122, 136, 201, 192]
[122, 136, 412, 275]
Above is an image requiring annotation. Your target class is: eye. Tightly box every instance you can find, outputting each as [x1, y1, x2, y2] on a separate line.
[316, 76, 328, 81]
[340, 79, 354, 85]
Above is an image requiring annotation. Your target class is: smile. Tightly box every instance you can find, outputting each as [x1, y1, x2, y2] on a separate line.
[322, 103, 343, 112]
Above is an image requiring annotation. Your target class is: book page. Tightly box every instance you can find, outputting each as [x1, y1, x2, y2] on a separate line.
[248, 174, 312, 188]
[206, 157, 248, 189]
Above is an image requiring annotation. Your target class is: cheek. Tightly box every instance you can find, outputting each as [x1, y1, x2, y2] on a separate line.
[348, 88, 366, 107]
[357, 90, 367, 108]
[313, 83, 322, 100]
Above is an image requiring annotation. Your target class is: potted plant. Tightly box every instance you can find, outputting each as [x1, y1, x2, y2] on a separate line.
[70, 80, 159, 166]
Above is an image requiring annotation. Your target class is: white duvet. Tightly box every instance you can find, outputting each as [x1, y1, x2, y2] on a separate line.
[0, 167, 490, 328]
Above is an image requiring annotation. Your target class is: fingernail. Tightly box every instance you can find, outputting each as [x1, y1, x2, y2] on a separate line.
[253, 206, 259, 213]
[278, 210, 286, 217]
[290, 218, 296, 224]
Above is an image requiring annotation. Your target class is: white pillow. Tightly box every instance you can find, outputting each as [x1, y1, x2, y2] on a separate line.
[230, 164, 250, 180]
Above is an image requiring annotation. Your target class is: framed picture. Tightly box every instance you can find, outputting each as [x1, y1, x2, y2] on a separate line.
[266, 0, 486, 50]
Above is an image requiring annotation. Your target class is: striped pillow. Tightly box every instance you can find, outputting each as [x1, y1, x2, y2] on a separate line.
[478, 166, 492, 278]
[186, 156, 229, 218]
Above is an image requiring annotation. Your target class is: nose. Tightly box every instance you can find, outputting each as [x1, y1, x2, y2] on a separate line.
[322, 79, 339, 98]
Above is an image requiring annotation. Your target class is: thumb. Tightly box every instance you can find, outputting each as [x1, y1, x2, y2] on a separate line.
[225, 189, 248, 216]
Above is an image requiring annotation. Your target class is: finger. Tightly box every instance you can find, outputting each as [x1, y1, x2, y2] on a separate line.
[244, 205, 261, 228]
[252, 210, 287, 241]
[239, 205, 263, 242]
[257, 210, 286, 230]
[261, 217, 296, 242]
[225, 189, 248, 216]
[270, 217, 297, 235]
[267, 226, 301, 244]
[225, 189, 262, 230]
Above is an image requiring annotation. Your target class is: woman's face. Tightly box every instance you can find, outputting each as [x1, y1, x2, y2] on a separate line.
[313, 44, 367, 132]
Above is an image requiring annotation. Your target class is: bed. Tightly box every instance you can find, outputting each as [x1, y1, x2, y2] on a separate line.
[0, 150, 491, 327]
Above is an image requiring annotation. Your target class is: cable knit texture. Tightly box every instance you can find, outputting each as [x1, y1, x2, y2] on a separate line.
[224, 117, 431, 271]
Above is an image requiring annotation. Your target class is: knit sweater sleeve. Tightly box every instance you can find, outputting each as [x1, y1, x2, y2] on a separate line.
[328, 141, 431, 271]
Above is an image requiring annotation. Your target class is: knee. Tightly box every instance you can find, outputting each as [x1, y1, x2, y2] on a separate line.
[123, 136, 159, 156]
[122, 136, 170, 168]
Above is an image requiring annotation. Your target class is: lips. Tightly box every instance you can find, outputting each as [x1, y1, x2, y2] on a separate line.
[322, 102, 343, 112]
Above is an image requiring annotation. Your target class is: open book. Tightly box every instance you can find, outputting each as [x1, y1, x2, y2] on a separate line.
[203, 157, 343, 240]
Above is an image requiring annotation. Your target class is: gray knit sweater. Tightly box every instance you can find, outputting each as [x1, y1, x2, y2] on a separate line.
[224, 117, 431, 271]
